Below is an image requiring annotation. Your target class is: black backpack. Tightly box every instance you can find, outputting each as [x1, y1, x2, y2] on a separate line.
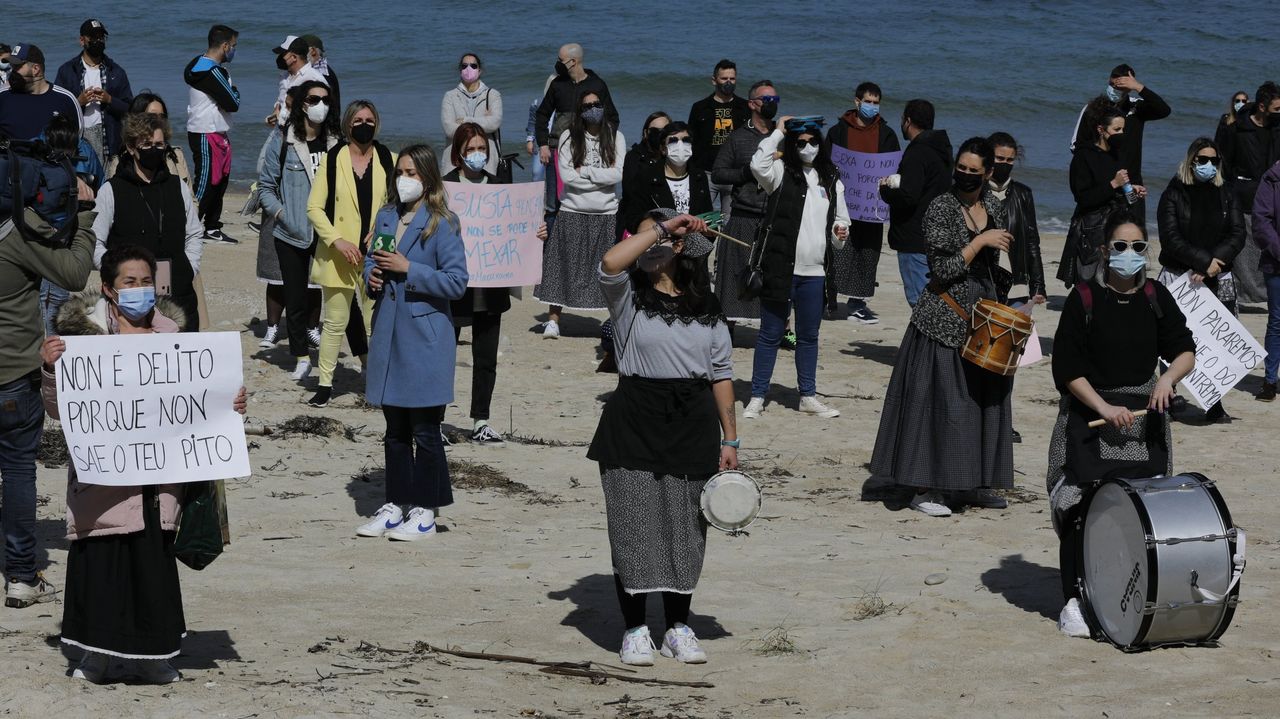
[0, 139, 79, 245]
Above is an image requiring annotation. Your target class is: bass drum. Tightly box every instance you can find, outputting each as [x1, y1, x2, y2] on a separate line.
[1079, 473, 1245, 650]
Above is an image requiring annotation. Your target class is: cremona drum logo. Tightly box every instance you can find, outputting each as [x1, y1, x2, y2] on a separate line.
[1120, 561, 1143, 613]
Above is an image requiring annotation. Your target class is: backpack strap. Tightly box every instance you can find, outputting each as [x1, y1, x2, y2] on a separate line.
[1077, 282, 1094, 328]
[1078, 280, 1162, 330]
[1143, 279, 1163, 319]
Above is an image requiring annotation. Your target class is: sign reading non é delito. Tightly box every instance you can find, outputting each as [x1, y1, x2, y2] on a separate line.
[54, 331, 250, 486]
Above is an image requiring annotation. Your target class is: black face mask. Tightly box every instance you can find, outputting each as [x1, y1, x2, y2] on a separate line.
[276, 54, 288, 71]
[717, 81, 736, 96]
[1268, 113, 1280, 128]
[758, 102, 778, 121]
[554, 60, 569, 78]
[991, 162, 1013, 184]
[350, 123, 376, 145]
[7, 71, 27, 93]
[86, 39, 106, 60]
[952, 170, 983, 193]
[1107, 132, 1125, 152]
[644, 127, 663, 152]
[137, 147, 166, 173]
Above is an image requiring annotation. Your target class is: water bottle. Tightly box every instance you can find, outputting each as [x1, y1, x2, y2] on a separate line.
[1122, 182, 1139, 205]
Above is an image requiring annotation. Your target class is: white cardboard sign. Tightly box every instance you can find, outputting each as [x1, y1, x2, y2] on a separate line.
[1164, 272, 1266, 410]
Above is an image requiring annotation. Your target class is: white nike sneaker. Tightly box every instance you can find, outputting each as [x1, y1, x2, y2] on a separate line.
[1059, 598, 1091, 638]
[743, 397, 765, 419]
[356, 503, 404, 538]
[386, 507, 437, 541]
[660, 623, 708, 663]
[619, 625, 656, 666]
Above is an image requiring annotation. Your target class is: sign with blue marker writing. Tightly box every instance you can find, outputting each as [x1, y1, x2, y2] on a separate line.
[54, 332, 250, 486]
[829, 146, 901, 223]
[446, 181, 545, 287]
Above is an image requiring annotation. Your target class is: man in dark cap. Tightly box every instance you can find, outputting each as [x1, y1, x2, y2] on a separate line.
[301, 34, 339, 109]
[269, 35, 325, 126]
[0, 43, 82, 141]
[55, 19, 134, 162]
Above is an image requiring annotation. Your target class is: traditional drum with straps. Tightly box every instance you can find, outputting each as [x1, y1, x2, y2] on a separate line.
[700, 471, 762, 533]
[1078, 473, 1245, 651]
[933, 291, 1034, 377]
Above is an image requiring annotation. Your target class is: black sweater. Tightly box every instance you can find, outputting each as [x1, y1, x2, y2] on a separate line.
[687, 94, 751, 174]
[1071, 87, 1171, 184]
[879, 129, 952, 253]
[534, 70, 619, 147]
[1069, 144, 1124, 217]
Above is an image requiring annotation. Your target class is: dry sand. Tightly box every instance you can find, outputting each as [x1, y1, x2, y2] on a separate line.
[2, 192, 1278, 718]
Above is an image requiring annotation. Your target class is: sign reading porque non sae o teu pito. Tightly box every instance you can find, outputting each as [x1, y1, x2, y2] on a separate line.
[54, 332, 250, 486]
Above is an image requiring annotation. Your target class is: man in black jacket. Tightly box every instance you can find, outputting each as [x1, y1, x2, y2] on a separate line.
[1217, 81, 1280, 304]
[54, 19, 132, 163]
[879, 99, 951, 307]
[688, 59, 750, 219]
[533, 43, 618, 219]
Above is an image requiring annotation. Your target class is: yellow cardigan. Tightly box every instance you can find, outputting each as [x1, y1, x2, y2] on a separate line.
[306, 145, 395, 289]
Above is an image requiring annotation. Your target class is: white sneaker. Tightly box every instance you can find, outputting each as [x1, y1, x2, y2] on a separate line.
[619, 625, 656, 666]
[386, 507, 436, 541]
[909, 491, 952, 517]
[132, 659, 181, 684]
[542, 320, 560, 338]
[1059, 598, 1091, 638]
[290, 359, 312, 381]
[470, 424, 505, 445]
[799, 395, 840, 418]
[259, 324, 279, 348]
[72, 651, 111, 683]
[660, 623, 708, 664]
[743, 397, 765, 419]
[356, 503, 404, 538]
[4, 573, 56, 608]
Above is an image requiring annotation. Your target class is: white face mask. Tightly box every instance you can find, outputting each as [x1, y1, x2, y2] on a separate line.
[798, 144, 820, 164]
[396, 176, 424, 204]
[305, 103, 329, 124]
[666, 140, 692, 168]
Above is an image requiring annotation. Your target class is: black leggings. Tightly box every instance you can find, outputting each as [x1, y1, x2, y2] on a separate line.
[614, 574, 692, 631]
[275, 239, 316, 357]
[453, 311, 502, 421]
[1059, 501, 1084, 602]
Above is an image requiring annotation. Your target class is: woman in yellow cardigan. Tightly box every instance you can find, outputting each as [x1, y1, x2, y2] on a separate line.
[306, 100, 396, 407]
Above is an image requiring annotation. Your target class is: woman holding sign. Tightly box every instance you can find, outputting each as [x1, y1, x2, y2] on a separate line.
[360, 144, 468, 541]
[40, 244, 248, 684]
[442, 123, 548, 444]
[1047, 210, 1195, 638]
[1155, 137, 1246, 422]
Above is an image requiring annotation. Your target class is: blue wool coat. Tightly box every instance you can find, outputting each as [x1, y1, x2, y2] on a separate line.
[363, 204, 469, 408]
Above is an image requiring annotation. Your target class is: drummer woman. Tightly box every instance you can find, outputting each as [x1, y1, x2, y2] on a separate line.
[870, 136, 1015, 517]
[587, 209, 736, 667]
[1048, 210, 1196, 638]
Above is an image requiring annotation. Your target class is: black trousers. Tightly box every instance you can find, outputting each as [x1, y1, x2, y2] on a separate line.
[188, 132, 228, 231]
[1060, 501, 1085, 601]
[275, 239, 315, 358]
[453, 311, 502, 421]
[382, 405, 453, 509]
[614, 574, 692, 631]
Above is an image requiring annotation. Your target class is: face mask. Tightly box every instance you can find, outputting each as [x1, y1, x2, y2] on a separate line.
[797, 144, 820, 164]
[644, 127, 664, 152]
[1106, 132, 1124, 151]
[0, 61, 9, 72]
[8, 71, 27, 92]
[952, 170, 983, 193]
[1234, 100, 1246, 113]
[758, 102, 778, 120]
[86, 39, 106, 59]
[857, 102, 879, 121]
[555, 60, 569, 77]
[305, 103, 329, 124]
[276, 54, 288, 71]
[1268, 113, 1280, 128]
[396, 176, 424, 204]
[1109, 249, 1147, 278]
[224, 45, 236, 63]
[666, 142, 692, 168]
[115, 286, 156, 320]
[1193, 161, 1218, 183]
[991, 162, 1013, 185]
[350, 122, 375, 144]
[638, 244, 674, 273]
[1105, 84, 1123, 103]
[581, 106, 605, 125]
[277, 108, 291, 126]
[463, 151, 487, 172]
[717, 81, 736, 96]
[461, 67, 480, 84]
[137, 146, 166, 173]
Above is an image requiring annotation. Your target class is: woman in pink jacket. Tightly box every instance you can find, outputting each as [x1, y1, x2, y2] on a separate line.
[40, 244, 247, 685]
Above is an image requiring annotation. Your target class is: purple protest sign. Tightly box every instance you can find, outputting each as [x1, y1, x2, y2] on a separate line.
[829, 145, 902, 223]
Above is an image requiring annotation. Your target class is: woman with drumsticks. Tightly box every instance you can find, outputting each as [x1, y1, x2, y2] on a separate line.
[871, 137, 1016, 517]
[587, 209, 736, 667]
[1048, 210, 1196, 638]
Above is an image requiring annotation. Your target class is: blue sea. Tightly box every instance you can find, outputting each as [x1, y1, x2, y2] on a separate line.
[9, 0, 1268, 229]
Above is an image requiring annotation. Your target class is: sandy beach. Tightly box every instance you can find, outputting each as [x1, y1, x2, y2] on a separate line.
[2, 190, 1277, 718]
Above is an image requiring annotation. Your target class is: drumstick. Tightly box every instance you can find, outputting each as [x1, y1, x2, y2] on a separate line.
[704, 228, 752, 249]
[1087, 409, 1148, 428]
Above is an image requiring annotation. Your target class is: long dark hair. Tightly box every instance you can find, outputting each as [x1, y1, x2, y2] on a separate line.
[569, 90, 617, 169]
[627, 213, 718, 317]
[288, 80, 341, 144]
[1083, 96, 1124, 145]
[781, 129, 837, 185]
[636, 110, 670, 154]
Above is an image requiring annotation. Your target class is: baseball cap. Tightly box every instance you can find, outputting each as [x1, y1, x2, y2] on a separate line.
[273, 35, 309, 57]
[10, 43, 45, 67]
[80, 19, 108, 37]
[300, 34, 324, 52]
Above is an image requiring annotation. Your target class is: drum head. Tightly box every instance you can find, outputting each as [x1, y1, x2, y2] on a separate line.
[700, 471, 762, 532]
[1082, 480, 1154, 647]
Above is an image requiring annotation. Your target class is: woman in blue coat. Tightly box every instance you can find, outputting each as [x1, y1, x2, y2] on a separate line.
[360, 143, 469, 541]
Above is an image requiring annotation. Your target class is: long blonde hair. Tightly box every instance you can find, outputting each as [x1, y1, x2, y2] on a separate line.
[391, 143, 458, 241]
[1176, 137, 1224, 188]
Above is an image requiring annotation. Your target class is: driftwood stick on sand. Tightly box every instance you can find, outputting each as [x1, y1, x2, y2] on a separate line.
[417, 643, 714, 687]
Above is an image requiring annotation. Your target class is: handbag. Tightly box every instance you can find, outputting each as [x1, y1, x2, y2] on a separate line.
[738, 187, 782, 300]
[173, 480, 230, 571]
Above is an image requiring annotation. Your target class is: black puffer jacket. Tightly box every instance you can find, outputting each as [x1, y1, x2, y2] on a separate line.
[1215, 110, 1280, 212]
[880, 129, 952, 253]
[996, 181, 1046, 297]
[1156, 178, 1246, 275]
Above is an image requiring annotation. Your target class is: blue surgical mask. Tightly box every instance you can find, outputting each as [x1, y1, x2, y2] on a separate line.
[857, 102, 879, 121]
[224, 45, 236, 63]
[115, 286, 156, 320]
[463, 151, 487, 172]
[0, 61, 9, 72]
[1108, 249, 1147, 278]
[1193, 162, 1217, 183]
[1233, 100, 1246, 113]
[580, 107, 605, 125]
[1105, 85, 1123, 103]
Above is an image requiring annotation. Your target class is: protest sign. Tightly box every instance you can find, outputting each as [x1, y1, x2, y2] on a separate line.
[55, 332, 249, 486]
[1164, 272, 1266, 409]
[829, 146, 901, 223]
[446, 181, 545, 287]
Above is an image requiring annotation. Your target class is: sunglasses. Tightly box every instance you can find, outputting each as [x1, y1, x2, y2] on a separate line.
[304, 95, 329, 106]
[1194, 155, 1221, 166]
[580, 101, 604, 110]
[753, 95, 780, 104]
[1111, 240, 1148, 254]
[795, 136, 821, 147]
[459, 62, 479, 70]
[666, 135, 691, 145]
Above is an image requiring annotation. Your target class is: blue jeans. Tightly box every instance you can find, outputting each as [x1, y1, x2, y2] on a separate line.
[751, 275, 825, 398]
[39, 279, 69, 336]
[0, 373, 44, 582]
[1266, 272, 1280, 383]
[898, 251, 930, 307]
